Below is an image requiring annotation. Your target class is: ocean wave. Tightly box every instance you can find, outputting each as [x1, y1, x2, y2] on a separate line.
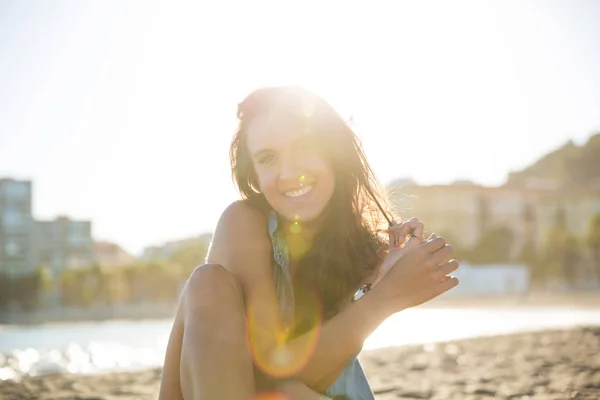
[0, 341, 165, 381]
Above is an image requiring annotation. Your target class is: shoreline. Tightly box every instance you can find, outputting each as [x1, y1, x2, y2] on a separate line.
[423, 291, 600, 309]
[2, 291, 599, 327]
[2, 326, 598, 399]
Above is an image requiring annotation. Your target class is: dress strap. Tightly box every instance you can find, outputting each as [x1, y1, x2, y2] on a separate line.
[267, 209, 295, 328]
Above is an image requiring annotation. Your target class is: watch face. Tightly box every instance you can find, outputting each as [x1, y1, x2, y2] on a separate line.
[353, 287, 366, 302]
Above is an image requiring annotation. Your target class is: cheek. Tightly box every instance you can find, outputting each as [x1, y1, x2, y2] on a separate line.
[255, 168, 278, 194]
[321, 165, 336, 196]
[305, 157, 335, 195]
[314, 157, 334, 180]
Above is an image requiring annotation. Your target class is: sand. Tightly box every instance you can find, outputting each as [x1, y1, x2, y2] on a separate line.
[1, 326, 598, 400]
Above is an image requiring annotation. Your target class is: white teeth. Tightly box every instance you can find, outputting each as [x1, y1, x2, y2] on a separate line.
[284, 185, 313, 198]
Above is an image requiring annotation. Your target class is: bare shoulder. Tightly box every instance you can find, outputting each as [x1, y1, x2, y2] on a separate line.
[206, 200, 272, 278]
[216, 200, 267, 231]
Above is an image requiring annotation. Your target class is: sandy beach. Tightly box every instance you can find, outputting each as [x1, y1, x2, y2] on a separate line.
[2, 326, 598, 400]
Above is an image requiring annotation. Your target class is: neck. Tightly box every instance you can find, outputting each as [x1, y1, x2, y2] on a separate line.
[281, 215, 325, 263]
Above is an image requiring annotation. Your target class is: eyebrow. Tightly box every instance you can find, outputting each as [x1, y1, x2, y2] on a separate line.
[250, 132, 313, 159]
[252, 149, 273, 159]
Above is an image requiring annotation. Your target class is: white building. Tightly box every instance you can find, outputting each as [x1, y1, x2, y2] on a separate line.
[446, 263, 530, 295]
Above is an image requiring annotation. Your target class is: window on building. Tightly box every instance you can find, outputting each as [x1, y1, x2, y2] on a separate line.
[2, 210, 25, 229]
[68, 222, 91, 245]
[5, 240, 21, 257]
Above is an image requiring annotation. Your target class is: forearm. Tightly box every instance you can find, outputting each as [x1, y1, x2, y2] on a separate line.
[309, 303, 365, 391]
[310, 357, 350, 392]
[263, 290, 390, 388]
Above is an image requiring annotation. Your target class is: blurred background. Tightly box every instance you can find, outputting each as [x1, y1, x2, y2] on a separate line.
[1, 0, 600, 395]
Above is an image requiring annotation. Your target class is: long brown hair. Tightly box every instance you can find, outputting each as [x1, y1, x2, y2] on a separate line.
[230, 86, 393, 332]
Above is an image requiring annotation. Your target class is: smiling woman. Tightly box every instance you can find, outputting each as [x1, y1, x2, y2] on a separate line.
[158, 86, 459, 400]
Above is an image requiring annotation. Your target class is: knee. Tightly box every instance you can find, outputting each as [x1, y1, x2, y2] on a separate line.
[184, 264, 243, 314]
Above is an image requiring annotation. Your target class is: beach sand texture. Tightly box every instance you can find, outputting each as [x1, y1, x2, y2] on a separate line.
[1, 327, 598, 400]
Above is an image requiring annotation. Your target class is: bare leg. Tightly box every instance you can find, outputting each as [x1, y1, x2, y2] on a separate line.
[158, 290, 185, 400]
[159, 264, 255, 400]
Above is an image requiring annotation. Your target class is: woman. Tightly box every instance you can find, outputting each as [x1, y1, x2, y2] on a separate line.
[159, 86, 459, 399]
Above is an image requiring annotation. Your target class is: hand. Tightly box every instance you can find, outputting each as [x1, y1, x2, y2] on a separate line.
[388, 217, 424, 250]
[370, 218, 424, 287]
[372, 234, 459, 314]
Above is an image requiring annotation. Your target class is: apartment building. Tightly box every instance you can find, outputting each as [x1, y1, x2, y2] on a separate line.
[0, 178, 94, 278]
[388, 182, 549, 260]
[0, 179, 35, 276]
[34, 217, 94, 277]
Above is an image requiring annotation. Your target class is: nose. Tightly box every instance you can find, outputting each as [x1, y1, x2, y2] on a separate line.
[278, 155, 303, 184]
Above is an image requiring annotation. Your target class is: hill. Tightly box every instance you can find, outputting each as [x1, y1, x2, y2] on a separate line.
[506, 132, 600, 189]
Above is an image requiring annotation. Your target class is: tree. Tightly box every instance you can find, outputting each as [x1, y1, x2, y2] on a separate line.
[519, 239, 540, 281]
[541, 228, 582, 287]
[469, 226, 515, 264]
[0, 273, 11, 311]
[170, 240, 210, 275]
[586, 212, 600, 283]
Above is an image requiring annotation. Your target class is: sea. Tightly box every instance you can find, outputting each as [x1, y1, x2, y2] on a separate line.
[1, 306, 600, 380]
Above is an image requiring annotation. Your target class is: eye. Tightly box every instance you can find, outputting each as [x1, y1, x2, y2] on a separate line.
[257, 154, 277, 165]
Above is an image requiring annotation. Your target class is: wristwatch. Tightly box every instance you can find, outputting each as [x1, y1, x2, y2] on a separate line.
[352, 283, 372, 302]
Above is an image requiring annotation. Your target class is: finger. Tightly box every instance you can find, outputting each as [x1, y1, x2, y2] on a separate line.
[432, 276, 459, 297]
[403, 234, 422, 251]
[390, 220, 413, 237]
[433, 259, 459, 280]
[408, 218, 424, 240]
[430, 244, 454, 265]
[389, 221, 410, 249]
[388, 223, 399, 249]
[420, 236, 446, 254]
[426, 232, 438, 242]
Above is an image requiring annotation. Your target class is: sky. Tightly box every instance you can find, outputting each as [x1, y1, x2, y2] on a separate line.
[1, 0, 599, 255]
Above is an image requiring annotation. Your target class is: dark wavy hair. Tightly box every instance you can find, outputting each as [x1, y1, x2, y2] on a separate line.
[230, 86, 393, 332]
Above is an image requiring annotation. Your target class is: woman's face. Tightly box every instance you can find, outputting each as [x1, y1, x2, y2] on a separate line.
[246, 112, 336, 224]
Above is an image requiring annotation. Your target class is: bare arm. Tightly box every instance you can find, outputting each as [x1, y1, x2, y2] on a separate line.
[206, 202, 391, 389]
[308, 218, 426, 391]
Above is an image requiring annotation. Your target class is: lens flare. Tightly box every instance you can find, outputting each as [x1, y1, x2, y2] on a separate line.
[299, 175, 306, 183]
[289, 221, 302, 235]
[285, 228, 312, 261]
[246, 290, 323, 379]
[253, 393, 289, 400]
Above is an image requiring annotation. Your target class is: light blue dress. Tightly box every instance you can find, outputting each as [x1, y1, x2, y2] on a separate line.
[268, 210, 375, 400]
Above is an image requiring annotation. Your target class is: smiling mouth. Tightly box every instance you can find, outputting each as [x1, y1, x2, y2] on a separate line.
[284, 185, 313, 198]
